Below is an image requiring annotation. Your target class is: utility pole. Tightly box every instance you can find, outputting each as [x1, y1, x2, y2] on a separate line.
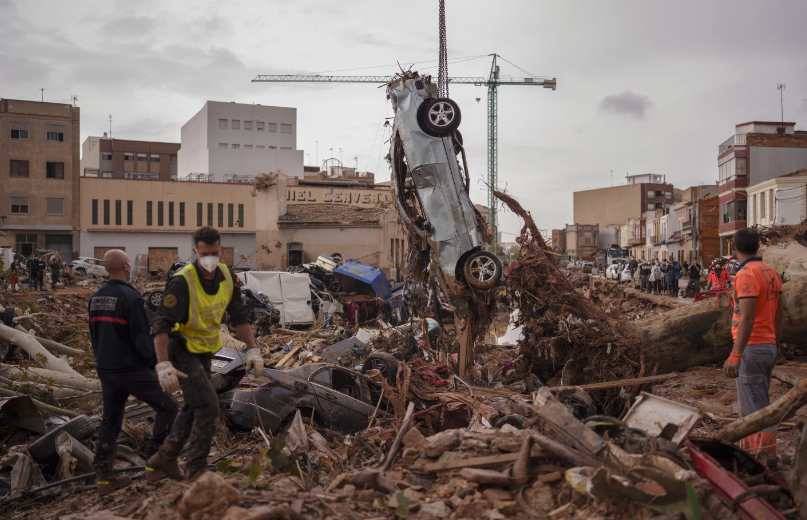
[109, 115, 112, 138]
[693, 198, 699, 262]
[778, 83, 786, 122]
[40, 88, 44, 102]
[71, 95, 78, 107]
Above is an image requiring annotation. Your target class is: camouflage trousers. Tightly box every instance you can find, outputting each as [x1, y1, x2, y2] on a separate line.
[158, 343, 219, 474]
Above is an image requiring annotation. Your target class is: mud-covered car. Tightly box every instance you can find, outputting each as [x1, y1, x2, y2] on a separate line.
[387, 73, 502, 315]
[213, 348, 396, 434]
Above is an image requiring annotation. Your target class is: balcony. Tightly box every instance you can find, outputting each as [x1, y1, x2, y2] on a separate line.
[628, 237, 645, 246]
[718, 133, 747, 155]
[682, 220, 692, 234]
[671, 231, 681, 241]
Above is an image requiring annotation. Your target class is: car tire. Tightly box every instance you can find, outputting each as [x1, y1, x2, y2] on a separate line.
[362, 352, 400, 385]
[493, 414, 529, 430]
[148, 290, 163, 311]
[75, 268, 86, 275]
[3, 306, 15, 327]
[417, 98, 461, 137]
[452, 129, 463, 155]
[463, 250, 502, 291]
[28, 415, 99, 463]
[210, 372, 239, 393]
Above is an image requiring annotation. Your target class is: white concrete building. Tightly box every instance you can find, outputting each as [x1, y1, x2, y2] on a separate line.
[747, 171, 807, 228]
[178, 101, 305, 182]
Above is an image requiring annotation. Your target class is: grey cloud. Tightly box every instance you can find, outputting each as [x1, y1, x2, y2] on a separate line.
[598, 91, 654, 120]
[101, 15, 160, 38]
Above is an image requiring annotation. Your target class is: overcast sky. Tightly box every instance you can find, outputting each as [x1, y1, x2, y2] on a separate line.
[2, 0, 806, 238]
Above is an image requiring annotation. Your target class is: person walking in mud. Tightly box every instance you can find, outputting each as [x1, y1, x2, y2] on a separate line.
[723, 228, 783, 459]
[89, 250, 178, 496]
[685, 258, 702, 297]
[146, 226, 262, 482]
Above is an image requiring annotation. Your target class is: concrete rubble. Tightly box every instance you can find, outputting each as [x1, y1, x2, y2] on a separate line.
[0, 220, 806, 519]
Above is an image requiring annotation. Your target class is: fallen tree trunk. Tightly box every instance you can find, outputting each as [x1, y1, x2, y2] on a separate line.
[0, 324, 82, 377]
[0, 387, 80, 418]
[0, 363, 100, 392]
[15, 326, 85, 357]
[716, 378, 807, 442]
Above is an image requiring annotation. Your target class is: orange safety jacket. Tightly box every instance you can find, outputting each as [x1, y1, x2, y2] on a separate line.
[708, 267, 731, 290]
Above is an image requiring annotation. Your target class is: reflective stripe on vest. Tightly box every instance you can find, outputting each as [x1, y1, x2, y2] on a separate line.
[174, 263, 233, 354]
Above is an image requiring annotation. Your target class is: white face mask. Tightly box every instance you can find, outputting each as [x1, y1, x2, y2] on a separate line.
[198, 255, 219, 272]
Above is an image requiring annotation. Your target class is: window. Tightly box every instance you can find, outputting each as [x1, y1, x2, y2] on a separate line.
[150, 154, 160, 162]
[207, 203, 213, 226]
[46, 162, 65, 179]
[218, 203, 224, 227]
[238, 204, 244, 227]
[10, 160, 29, 178]
[10, 197, 28, 214]
[281, 147, 292, 150]
[228, 204, 234, 227]
[46, 199, 65, 215]
[267, 123, 277, 132]
[232, 120, 240, 130]
[124, 153, 134, 161]
[15, 234, 37, 258]
[232, 144, 240, 149]
[102, 152, 113, 160]
[585, 238, 591, 244]
[103, 200, 110, 225]
[244, 145, 252, 149]
[127, 201, 133, 225]
[244, 120, 252, 130]
[219, 118, 228, 129]
[257, 122, 265, 131]
[10, 123, 29, 140]
[46, 125, 64, 142]
[179, 202, 185, 226]
[92, 199, 98, 224]
[157, 201, 164, 226]
[664, 192, 672, 199]
[169, 201, 174, 226]
[219, 143, 228, 149]
[281, 124, 292, 134]
[268, 146, 277, 150]
[256, 145, 265, 149]
[115, 200, 121, 225]
[197, 202, 203, 226]
[737, 199, 747, 222]
[137, 154, 147, 161]
[147, 201, 153, 226]
[647, 204, 654, 211]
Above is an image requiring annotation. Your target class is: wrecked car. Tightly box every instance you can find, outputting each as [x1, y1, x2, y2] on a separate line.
[212, 347, 392, 434]
[237, 287, 280, 336]
[387, 72, 502, 315]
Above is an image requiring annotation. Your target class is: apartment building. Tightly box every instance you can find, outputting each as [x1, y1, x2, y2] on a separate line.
[178, 101, 304, 182]
[0, 99, 80, 260]
[564, 223, 599, 259]
[747, 169, 807, 227]
[573, 173, 676, 230]
[80, 134, 180, 181]
[717, 121, 807, 253]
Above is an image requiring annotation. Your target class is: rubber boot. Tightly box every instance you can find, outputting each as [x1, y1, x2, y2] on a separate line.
[95, 465, 132, 497]
[145, 450, 184, 482]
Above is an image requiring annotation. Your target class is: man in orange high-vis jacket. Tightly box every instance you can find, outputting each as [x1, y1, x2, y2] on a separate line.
[707, 258, 731, 290]
[723, 228, 783, 459]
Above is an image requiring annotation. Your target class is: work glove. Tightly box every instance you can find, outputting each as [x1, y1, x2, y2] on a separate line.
[156, 361, 188, 393]
[244, 347, 264, 376]
[723, 353, 742, 379]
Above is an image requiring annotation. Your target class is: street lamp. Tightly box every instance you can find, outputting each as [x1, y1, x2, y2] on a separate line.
[778, 83, 786, 122]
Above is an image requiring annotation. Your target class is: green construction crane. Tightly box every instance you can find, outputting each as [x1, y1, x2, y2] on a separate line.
[252, 54, 556, 247]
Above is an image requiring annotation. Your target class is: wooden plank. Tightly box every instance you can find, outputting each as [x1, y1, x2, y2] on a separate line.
[148, 247, 179, 273]
[772, 363, 807, 386]
[275, 344, 301, 367]
[94, 246, 125, 259]
[423, 453, 519, 472]
[577, 373, 679, 391]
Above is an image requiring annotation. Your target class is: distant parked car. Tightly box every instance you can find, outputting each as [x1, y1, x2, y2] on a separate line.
[620, 265, 633, 283]
[605, 264, 620, 280]
[71, 257, 108, 277]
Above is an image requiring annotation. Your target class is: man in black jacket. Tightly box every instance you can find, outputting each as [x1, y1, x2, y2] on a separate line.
[685, 258, 702, 297]
[88, 250, 178, 496]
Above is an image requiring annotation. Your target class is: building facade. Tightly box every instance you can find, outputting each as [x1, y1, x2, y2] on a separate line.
[178, 101, 304, 182]
[573, 173, 676, 230]
[0, 99, 81, 261]
[80, 135, 180, 181]
[564, 223, 599, 259]
[717, 121, 807, 253]
[747, 170, 807, 227]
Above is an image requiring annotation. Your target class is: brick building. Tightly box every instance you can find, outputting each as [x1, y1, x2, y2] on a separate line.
[0, 99, 80, 260]
[80, 135, 180, 181]
[573, 173, 676, 230]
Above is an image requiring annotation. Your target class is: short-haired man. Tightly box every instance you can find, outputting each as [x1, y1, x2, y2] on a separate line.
[146, 227, 262, 482]
[723, 228, 783, 457]
[89, 250, 178, 496]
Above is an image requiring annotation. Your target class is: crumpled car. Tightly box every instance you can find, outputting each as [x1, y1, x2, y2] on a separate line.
[387, 72, 502, 314]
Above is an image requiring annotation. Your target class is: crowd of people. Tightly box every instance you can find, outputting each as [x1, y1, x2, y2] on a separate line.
[5, 254, 69, 292]
[612, 255, 736, 298]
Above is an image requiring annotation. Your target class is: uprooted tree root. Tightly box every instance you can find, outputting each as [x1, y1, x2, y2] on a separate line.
[494, 190, 643, 413]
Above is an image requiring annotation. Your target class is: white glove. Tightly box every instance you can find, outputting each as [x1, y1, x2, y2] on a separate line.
[156, 361, 188, 393]
[244, 347, 264, 375]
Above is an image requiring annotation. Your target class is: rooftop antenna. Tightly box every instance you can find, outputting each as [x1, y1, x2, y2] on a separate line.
[777, 83, 786, 122]
[109, 114, 112, 138]
[339, 148, 343, 164]
[71, 95, 78, 107]
[354, 156, 358, 169]
[40, 88, 45, 102]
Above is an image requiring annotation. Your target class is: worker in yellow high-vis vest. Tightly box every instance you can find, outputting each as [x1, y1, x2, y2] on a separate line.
[146, 226, 263, 482]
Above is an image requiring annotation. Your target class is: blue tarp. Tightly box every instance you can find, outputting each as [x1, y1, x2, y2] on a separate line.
[334, 260, 391, 299]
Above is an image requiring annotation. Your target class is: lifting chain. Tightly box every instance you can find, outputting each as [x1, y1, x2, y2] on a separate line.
[438, 0, 448, 99]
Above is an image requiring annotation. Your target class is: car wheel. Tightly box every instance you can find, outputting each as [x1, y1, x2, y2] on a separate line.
[463, 251, 502, 291]
[452, 129, 463, 155]
[149, 291, 163, 310]
[362, 352, 400, 385]
[28, 415, 99, 463]
[417, 98, 461, 137]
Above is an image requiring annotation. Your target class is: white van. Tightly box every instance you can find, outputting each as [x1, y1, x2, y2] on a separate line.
[237, 271, 316, 326]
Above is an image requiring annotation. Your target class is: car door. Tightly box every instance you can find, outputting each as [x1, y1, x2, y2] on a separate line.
[308, 366, 375, 433]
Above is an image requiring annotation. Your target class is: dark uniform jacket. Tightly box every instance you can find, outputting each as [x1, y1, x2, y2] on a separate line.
[151, 262, 251, 342]
[89, 279, 156, 372]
